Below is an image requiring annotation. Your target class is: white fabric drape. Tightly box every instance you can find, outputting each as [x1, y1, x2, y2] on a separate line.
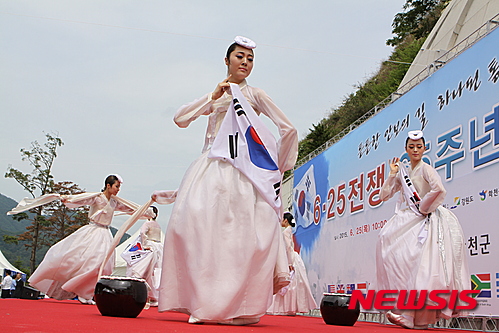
[15, 192, 152, 300]
[268, 226, 317, 315]
[376, 160, 469, 326]
[158, 81, 298, 322]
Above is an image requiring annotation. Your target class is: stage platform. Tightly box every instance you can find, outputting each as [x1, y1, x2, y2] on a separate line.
[0, 298, 481, 332]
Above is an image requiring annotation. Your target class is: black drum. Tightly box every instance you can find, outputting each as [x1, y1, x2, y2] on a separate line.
[94, 276, 148, 318]
[320, 293, 360, 326]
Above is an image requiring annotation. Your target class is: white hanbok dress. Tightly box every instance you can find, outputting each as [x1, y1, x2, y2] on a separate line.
[158, 80, 298, 322]
[27, 193, 150, 300]
[126, 219, 163, 302]
[376, 160, 469, 326]
[268, 226, 317, 315]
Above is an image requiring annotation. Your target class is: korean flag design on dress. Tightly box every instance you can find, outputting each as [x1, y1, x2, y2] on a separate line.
[120, 235, 150, 266]
[208, 83, 282, 216]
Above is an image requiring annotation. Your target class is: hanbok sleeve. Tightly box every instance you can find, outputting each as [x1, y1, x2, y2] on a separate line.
[7, 192, 101, 215]
[380, 173, 402, 202]
[152, 190, 177, 205]
[251, 88, 298, 172]
[283, 227, 294, 265]
[62, 192, 102, 208]
[7, 194, 61, 215]
[113, 196, 155, 219]
[174, 93, 215, 128]
[140, 222, 150, 245]
[419, 164, 446, 214]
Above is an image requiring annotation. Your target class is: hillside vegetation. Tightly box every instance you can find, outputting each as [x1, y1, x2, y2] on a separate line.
[297, 0, 449, 164]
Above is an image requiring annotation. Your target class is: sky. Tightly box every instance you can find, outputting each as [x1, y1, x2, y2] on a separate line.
[0, 0, 405, 234]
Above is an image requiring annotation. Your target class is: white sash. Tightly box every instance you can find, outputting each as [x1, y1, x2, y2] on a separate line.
[397, 162, 423, 217]
[397, 163, 429, 244]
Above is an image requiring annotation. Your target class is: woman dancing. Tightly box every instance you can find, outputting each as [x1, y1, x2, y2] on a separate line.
[376, 130, 469, 329]
[8, 174, 154, 304]
[268, 212, 317, 315]
[124, 206, 163, 306]
[158, 36, 298, 325]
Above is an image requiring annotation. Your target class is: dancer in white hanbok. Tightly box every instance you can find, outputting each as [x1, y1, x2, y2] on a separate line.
[125, 206, 163, 306]
[8, 175, 154, 304]
[268, 213, 317, 315]
[158, 36, 298, 325]
[376, 131, 469, 329]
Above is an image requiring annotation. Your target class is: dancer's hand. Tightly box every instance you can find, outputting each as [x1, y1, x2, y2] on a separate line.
[389, 157, 400, 175]
[211, 74, 232, 101]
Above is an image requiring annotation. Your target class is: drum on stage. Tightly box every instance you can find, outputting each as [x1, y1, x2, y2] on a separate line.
[320, 293, 360, 326]
[94, 276, 148, 318]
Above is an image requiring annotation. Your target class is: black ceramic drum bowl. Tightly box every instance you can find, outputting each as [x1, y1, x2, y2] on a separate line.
[320, 293, 360, 326]
[94, 277, 148, 318]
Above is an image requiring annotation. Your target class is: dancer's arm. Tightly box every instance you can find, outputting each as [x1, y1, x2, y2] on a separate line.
[251, 87, 298, 172]
[418, 164, 446, 214]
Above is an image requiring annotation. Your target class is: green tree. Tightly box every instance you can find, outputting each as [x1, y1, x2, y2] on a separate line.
[43, 181, 89, 244]
[387, 0, 449, 46]
[4, 133, 64, 274]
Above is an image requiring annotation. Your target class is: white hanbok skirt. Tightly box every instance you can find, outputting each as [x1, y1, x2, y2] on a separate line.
[268, 251, 318, 315]
[376, 206, 469, 324]
[29, 223, 114, 300]
[126, 240, 163, 301]
[158, 151, 289, 321]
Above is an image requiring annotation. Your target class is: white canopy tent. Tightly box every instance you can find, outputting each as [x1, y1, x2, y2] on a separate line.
[0, 249, 26, 278]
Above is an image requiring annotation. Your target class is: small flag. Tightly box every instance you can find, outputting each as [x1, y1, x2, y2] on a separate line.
[471, 273, 491, 298]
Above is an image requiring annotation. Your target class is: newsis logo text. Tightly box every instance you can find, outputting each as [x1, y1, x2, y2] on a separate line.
[348, 290, 479, 310]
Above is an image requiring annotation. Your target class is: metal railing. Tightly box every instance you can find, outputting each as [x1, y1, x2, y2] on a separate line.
[305, 310, 499, 332]
[292, 13, 499, 332]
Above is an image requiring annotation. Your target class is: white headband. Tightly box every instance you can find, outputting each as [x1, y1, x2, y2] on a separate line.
[408, 130, 424, 140]
[113, 174, 124, 183]
[234, 36, 256, 49]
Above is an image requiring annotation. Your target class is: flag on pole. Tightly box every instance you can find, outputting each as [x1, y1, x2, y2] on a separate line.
[208, 83, 282, 216]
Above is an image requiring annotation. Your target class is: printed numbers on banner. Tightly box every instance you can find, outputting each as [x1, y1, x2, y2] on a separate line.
[337, 183, 347, 216]
[326, 188, 335, 219]
[371, 220, 387, 230]
[313, 195, 321, 225]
